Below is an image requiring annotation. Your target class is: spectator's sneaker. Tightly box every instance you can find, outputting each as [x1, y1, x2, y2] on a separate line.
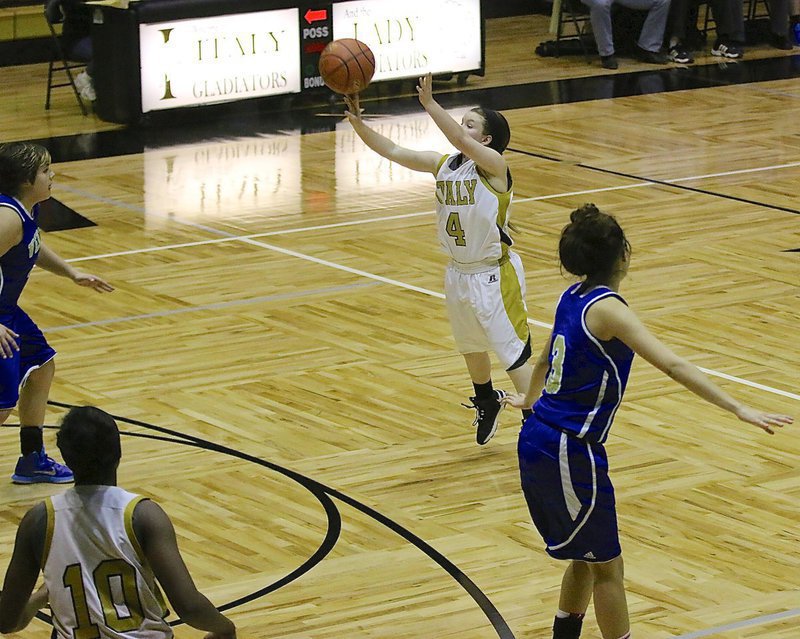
[79, 84, 96, 102]
[464, 390, 507, 445]
[74, 71, 91, 92]
[600, 54, 618, 69]
[633, 46, 669, 64]
[711, 42, 743, 58]
[12, 450, 74, 484]
[668, 45, 694, 63]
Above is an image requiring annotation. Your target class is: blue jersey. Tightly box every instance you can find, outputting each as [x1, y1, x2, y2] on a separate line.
[533, 282, 634, 444]
[0, 194, 41, 315]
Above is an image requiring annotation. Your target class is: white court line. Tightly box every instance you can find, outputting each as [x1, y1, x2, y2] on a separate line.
[697, 369, 800, 401]
[64, 210, 434, 263]
[51, 167, 799, 402]
[672, 608, 800, 638]
[665, 160, 800, 183]
[62, 158, 800, 264]
[59, 235, 800, 402]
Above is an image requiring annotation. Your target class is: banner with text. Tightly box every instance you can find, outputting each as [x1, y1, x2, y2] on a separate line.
[140, 8, 301, 112]
[331, 0, 481, 81]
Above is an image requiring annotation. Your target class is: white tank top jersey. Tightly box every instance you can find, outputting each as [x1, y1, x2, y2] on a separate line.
[42, 486, 173, 639]
[434, 152, 513, 269]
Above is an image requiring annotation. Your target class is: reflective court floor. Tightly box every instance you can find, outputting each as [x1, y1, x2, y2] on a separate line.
[1, 13, 799, 639]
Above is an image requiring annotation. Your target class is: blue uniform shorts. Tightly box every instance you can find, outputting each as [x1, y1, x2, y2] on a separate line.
[518, 415, 621, 562]
[0, 307, 56, 409]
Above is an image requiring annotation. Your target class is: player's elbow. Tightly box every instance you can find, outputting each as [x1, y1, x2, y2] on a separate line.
[169, 589, 213, 621]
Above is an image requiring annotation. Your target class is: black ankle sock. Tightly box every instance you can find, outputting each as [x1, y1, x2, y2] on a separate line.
[472, 381, 494, 400]
[553, 613, 584, 639]
[20, 426, 44, 456]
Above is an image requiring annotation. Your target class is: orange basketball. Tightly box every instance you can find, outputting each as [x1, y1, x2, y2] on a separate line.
[318, 38, 375, 95]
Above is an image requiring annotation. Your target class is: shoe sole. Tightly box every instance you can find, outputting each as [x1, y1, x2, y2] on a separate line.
[12, 474, 74, 484]
[711, 50, 741, 58]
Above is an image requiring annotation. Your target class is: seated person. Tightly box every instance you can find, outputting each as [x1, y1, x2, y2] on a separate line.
[666, 0, 747, 61]
[581, 0, 671, 68]
[60, 0, 95, 100]
[708, 0, 746, 58]
[767, 0, 797, 49]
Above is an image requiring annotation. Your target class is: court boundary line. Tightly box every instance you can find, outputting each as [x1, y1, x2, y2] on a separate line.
[59, 156, 800, 265]
[48, 235, 800, 403]
[48, 159, 800, 403]
[672, 608, 800, 638]
[508, 150, 800, 216]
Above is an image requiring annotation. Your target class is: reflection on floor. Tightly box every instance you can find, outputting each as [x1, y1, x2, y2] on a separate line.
[35, 54, 800, 164]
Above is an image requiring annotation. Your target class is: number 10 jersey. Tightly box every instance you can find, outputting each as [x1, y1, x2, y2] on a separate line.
[43, 486, 172, 639]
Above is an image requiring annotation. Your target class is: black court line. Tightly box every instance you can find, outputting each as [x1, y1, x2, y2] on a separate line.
[40, 400, 516, 639]
[509, 147, 800, 216]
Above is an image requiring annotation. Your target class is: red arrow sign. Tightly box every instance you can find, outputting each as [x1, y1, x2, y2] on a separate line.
[305, 8, 327, 23]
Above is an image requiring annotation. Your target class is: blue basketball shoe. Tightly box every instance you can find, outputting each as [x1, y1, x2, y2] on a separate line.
[12, 449, 74, 484]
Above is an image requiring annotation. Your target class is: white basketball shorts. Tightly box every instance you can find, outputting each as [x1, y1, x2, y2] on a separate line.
[444, 250, 530, 369]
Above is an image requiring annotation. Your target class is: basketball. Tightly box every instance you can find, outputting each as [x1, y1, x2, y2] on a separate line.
[318, 38, 375, 95]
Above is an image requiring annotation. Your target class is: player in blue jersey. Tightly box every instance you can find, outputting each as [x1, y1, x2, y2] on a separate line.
[0, 142, 113, 484]
[345, 74, 534, 445]
[504, 204, 792, 639]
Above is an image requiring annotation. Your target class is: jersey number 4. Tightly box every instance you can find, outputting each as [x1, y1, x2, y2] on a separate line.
[446, 211, 467, 246]
[63, 559, 145, 638]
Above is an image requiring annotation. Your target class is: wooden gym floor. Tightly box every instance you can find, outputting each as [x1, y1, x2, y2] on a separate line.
[0, 13, 798, 639]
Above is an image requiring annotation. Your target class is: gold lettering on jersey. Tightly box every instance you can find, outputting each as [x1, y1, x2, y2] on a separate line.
[463, 179, 477, 204]
[444, 181, 455, 206]
[438, 180, 477, 206]
[27, 228, 40, 258]
[435, 180, 446, 204]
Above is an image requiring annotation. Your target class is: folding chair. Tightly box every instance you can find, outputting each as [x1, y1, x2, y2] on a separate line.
[551, 0, 594, 62]
[44, 0, 89, 115]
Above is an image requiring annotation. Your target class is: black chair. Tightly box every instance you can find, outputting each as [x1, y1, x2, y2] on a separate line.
[553, 0, 594, 61]
[44, 0, 89, 115]
[745, 0, 770, 23]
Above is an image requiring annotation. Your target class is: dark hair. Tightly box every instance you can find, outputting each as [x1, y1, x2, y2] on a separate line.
[559, 204, 630, 282]
[0, 142, 51, 197]
[471, 107, 510, 154]
[57, 406, 121, 482]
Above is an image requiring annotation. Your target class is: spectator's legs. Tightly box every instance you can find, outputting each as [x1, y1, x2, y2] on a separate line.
[69, 36, 94, 76]
[710, 0, 745, 42]
[617, 0, 671, 51]
[582, 0, 617, 56]
[666, 0, 691, 45]
[768, 0, 790, 37]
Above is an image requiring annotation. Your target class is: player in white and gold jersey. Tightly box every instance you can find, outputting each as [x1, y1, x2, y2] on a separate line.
[0, 406, 236, 639]
[346, 74, 533, 444]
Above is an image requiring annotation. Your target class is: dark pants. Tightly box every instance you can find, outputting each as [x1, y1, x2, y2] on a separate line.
[669, 0, 745, 44]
